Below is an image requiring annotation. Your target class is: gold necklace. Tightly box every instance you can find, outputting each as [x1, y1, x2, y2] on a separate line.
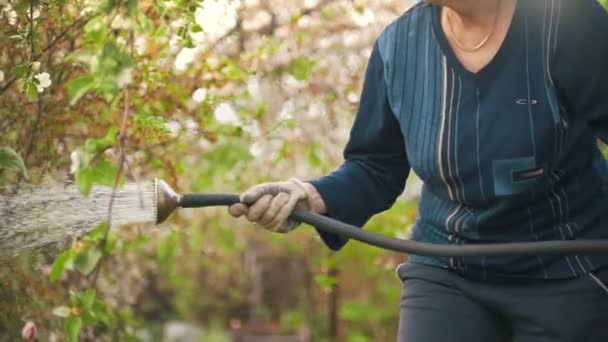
[444, 1, 501, 53]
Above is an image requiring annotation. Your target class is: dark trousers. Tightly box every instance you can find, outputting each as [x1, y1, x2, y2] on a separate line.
[396, 263, 608, 342]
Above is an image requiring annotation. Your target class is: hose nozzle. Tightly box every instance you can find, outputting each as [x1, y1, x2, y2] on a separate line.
[154, 178, 181, 224]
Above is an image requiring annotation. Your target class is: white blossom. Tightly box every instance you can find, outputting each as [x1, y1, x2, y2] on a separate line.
[7, 9, 16, 25]
[191, 88, 207, 103]
[165, 120, 181, 138]
[184, 118, 198, 134]
[278, 100, 296, 121]
[350, 6, 376, 27]
[34, 72, 51, 92]
[247, 77, 262, 99]
[27, 7, 40, 20]
[116, 68, 133, 88]
[69, 150, 80, 174]
[195, 0, 238, 38]
[134, 37, 147, 55]
[79, 0, 96, 15]
[347, 91, 359, 103]
[0, 70, 4, 83]
[31, 61, 41, 71]
[214, 102, 240, 125]
[174, 48, 196, 71]
[249, 142, 263, 157]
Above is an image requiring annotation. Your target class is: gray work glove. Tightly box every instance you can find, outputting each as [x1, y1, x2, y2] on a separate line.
[228, 178, 318, 233]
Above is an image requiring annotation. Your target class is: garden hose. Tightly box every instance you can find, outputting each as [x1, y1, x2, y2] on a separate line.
[153, 178, 608, 257]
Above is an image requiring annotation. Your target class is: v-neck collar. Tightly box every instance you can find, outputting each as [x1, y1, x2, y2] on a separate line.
[430, 1, 523, 86]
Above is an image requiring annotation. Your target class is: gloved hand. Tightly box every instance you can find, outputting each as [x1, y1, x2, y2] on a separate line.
[228, 178, 326, 233]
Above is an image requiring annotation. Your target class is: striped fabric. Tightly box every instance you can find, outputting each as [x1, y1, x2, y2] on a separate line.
[310, 0, 608, 281]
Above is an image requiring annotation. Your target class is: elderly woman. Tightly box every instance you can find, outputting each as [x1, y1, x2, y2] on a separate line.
[229, 0, 608, 340]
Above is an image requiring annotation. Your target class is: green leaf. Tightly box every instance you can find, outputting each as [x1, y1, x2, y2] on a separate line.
[126, 0, 139, 17]
[65, 316, 82, 342]
[50, 249, 74, 282]
[600, 0, 608, 11]
[74, 247, 103, 276]
[67, 75, 96, 105]
[91, 299, 111, 325]
[87, 222, 108, 242]
[84, 128, 117, 154]
[103, 127, 119, 144]
[191, 24, 203, 33]
[0, 147, 27, 176]
[219, 59, 248, 81]
[91, 158, 118, 186]
[183, 35, 195, 48]
[76, 158, 118, 195]
[14, 64, 28, 78]
[84, 17, 107, 45]
[81, 289, 96, 310]
[76, 166, 93, 195]
[104, 233, 118, 254]
[289, 57, 317, 81]
[26, 82, 38, 101]
[314, 274, 337, 290]
[52, 306, 72, 318]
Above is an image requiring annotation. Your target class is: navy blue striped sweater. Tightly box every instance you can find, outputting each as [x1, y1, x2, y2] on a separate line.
[309, 0, 608, 281]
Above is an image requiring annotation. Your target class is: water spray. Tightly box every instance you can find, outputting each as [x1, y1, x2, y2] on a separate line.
[153, 178, 608, 257]
[0, 183, 156, 257]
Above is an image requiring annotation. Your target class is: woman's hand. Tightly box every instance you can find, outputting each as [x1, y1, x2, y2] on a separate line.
[228, 178, 326, 233]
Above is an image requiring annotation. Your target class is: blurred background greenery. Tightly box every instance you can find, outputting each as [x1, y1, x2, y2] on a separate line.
[0, 0, 418, 340]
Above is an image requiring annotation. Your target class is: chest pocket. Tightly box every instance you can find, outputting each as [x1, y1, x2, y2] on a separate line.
[486, 73, 565, 197]
[487, 11, 567, 198]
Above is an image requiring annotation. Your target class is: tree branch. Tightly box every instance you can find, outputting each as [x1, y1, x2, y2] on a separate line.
[0, 14, 96, 95]
[91, 30, 134, 287]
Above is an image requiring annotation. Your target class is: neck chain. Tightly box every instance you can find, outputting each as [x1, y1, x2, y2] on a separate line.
[444, 1, 501, 53]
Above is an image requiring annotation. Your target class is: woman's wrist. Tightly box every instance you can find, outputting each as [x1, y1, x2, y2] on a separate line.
[302, 182, 327, 215]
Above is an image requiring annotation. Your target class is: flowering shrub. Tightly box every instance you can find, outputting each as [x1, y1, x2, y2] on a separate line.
[1, 0, 416, 340]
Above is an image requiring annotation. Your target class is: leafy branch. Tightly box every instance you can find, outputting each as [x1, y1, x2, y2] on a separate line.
[0, 13, 97, 95]
[46, 5, 139, 340]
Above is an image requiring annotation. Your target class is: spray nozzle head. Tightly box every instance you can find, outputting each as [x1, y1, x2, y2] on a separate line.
[154, 178, 181, 224]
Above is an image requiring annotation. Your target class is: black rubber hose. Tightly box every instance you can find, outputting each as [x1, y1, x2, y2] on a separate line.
[179, 193, 608, 257]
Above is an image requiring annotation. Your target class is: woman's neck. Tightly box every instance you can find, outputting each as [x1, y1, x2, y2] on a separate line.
[437, 0, 517, 72]
[442, 0, 501, 29]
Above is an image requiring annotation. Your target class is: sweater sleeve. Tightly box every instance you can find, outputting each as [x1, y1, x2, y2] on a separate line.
[308, 41, 411, 251]
[552, 0, 608, 142]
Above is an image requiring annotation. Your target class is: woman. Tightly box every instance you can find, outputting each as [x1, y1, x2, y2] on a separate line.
[229, 0, 608, 340]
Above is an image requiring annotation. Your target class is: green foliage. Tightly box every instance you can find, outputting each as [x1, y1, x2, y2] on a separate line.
[0, 146, 27, 177]
[1, 0, 411, 340]
[49, 249, 74, 282]
[66, 75, 96, 105]
[600, 0, 608, 11]
[14, 62, 43, 101]
[67, 40, 135, 103]
[65, 316, 82, 342]
[74, 246, 103, 275]
[48, 221, 138, 340]
[76, 159, 118, 195]
[49, 222, 117, 281]
[289, 57, 317, 81]
[73, 128, 120, 194]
